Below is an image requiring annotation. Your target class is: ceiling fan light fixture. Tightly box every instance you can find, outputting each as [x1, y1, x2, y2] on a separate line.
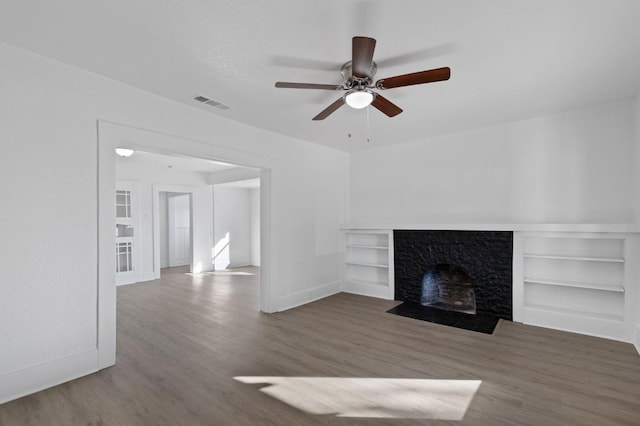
[115, 148, 135, 157]
[345, 90, 374, 109]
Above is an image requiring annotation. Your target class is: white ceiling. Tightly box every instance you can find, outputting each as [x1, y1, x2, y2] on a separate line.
[215, 178, 261, 189]
[118, 150, 237, 174]
[1, 1, 640, 152]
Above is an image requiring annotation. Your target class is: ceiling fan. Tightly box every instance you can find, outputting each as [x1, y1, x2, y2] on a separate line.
[275, 36, 451, 120]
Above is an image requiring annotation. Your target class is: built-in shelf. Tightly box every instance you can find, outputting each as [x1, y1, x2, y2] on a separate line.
[345, 261, 389, 269]
[343, 230, 394, 300]
[523, 277, 625, 293]
[516, 232, 635, 342]
[523, 303, 624, 323]
[346, 244, 389, 250]
[524, 254, 624, 263]
[344, 279, 388, 287]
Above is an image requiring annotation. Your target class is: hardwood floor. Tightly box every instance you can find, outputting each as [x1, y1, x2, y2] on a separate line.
[2, 266, 640, 425]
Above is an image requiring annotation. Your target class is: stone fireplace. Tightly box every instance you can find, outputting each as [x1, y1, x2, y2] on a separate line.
[394, 230, 513, 321]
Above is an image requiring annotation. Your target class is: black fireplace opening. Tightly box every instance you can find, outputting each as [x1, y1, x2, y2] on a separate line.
[388, 230, 513, 334]
[421, 264, 476, 314]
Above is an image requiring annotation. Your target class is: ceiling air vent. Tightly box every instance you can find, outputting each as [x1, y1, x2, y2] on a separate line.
[193, 95, 231, 111]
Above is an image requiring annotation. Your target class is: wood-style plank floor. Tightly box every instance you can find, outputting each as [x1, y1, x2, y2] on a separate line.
[2, 266, 640, 425]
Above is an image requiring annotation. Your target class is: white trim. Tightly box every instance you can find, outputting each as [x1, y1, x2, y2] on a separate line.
[387, 231, 395, 300]
[624, 235, 640, 342]
[0, 349, 98, 404]
[97, 121, 117, 369]
[512, 232, 524, 323]
[341, 223, 640, 233]
[277, 280, 342, 312]
[521, 306, 627, 342]
[259, 169, 273, 312]
[343, 280, 392, 299]
[137, 271, 158, 283]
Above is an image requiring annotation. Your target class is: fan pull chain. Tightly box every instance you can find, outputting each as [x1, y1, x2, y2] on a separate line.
[366, 105, 371, 142]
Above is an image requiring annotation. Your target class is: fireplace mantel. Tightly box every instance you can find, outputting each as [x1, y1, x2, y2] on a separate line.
[341, 223, 639, 233]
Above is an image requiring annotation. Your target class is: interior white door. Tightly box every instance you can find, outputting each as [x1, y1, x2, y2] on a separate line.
[168, 193, 192, 267]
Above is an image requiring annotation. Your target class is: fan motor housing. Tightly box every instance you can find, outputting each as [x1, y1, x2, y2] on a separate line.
[341, 61, 377, 89]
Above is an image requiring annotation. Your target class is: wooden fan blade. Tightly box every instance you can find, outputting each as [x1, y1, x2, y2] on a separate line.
[313, 98, 345, 120]
[371, 94, 403, 117]
[352, 36, 376, 78]
[275, 82, 343, 90]
[376, 67, 450, 89]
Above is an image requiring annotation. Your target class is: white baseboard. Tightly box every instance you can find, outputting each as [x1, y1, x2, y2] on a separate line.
[0, 349, 99, 404]
[277, 280, 342, 312]
[521, 306, 627, 342]
[138, 271, 158, 282]
[342, 280, 393, 300]
[224, 262, 252, 269]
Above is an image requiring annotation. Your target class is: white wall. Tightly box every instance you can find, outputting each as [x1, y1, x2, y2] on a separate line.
[349, 99, 635, 226]
[208, 167, 260, 185]
[634, 92, 640, 228]
[213, 186, 253, 269]
[633, 92, 640, 354]
[117, 158, 209, 187]
[0, 42, 348, 402]
[251, 188, 261, 266]
[159, 192, 169, 268]
[211, 184, 260, 269]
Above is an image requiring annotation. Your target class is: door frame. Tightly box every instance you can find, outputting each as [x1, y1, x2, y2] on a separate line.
[97, 120, 274, 370]
[166, 192, 193, 268]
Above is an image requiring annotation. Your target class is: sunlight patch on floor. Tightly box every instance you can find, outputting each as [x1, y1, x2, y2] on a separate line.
[234, 376, 481, 419]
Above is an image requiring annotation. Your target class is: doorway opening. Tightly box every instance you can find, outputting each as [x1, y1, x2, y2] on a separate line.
[212, 178, 261, 271]
[114, 148, 263, 282]
[98, 121, 274, 370]
[160, 191, 193, 274]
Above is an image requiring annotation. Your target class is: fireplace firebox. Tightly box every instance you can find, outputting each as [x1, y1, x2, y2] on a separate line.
[421, 264, 476, 314]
